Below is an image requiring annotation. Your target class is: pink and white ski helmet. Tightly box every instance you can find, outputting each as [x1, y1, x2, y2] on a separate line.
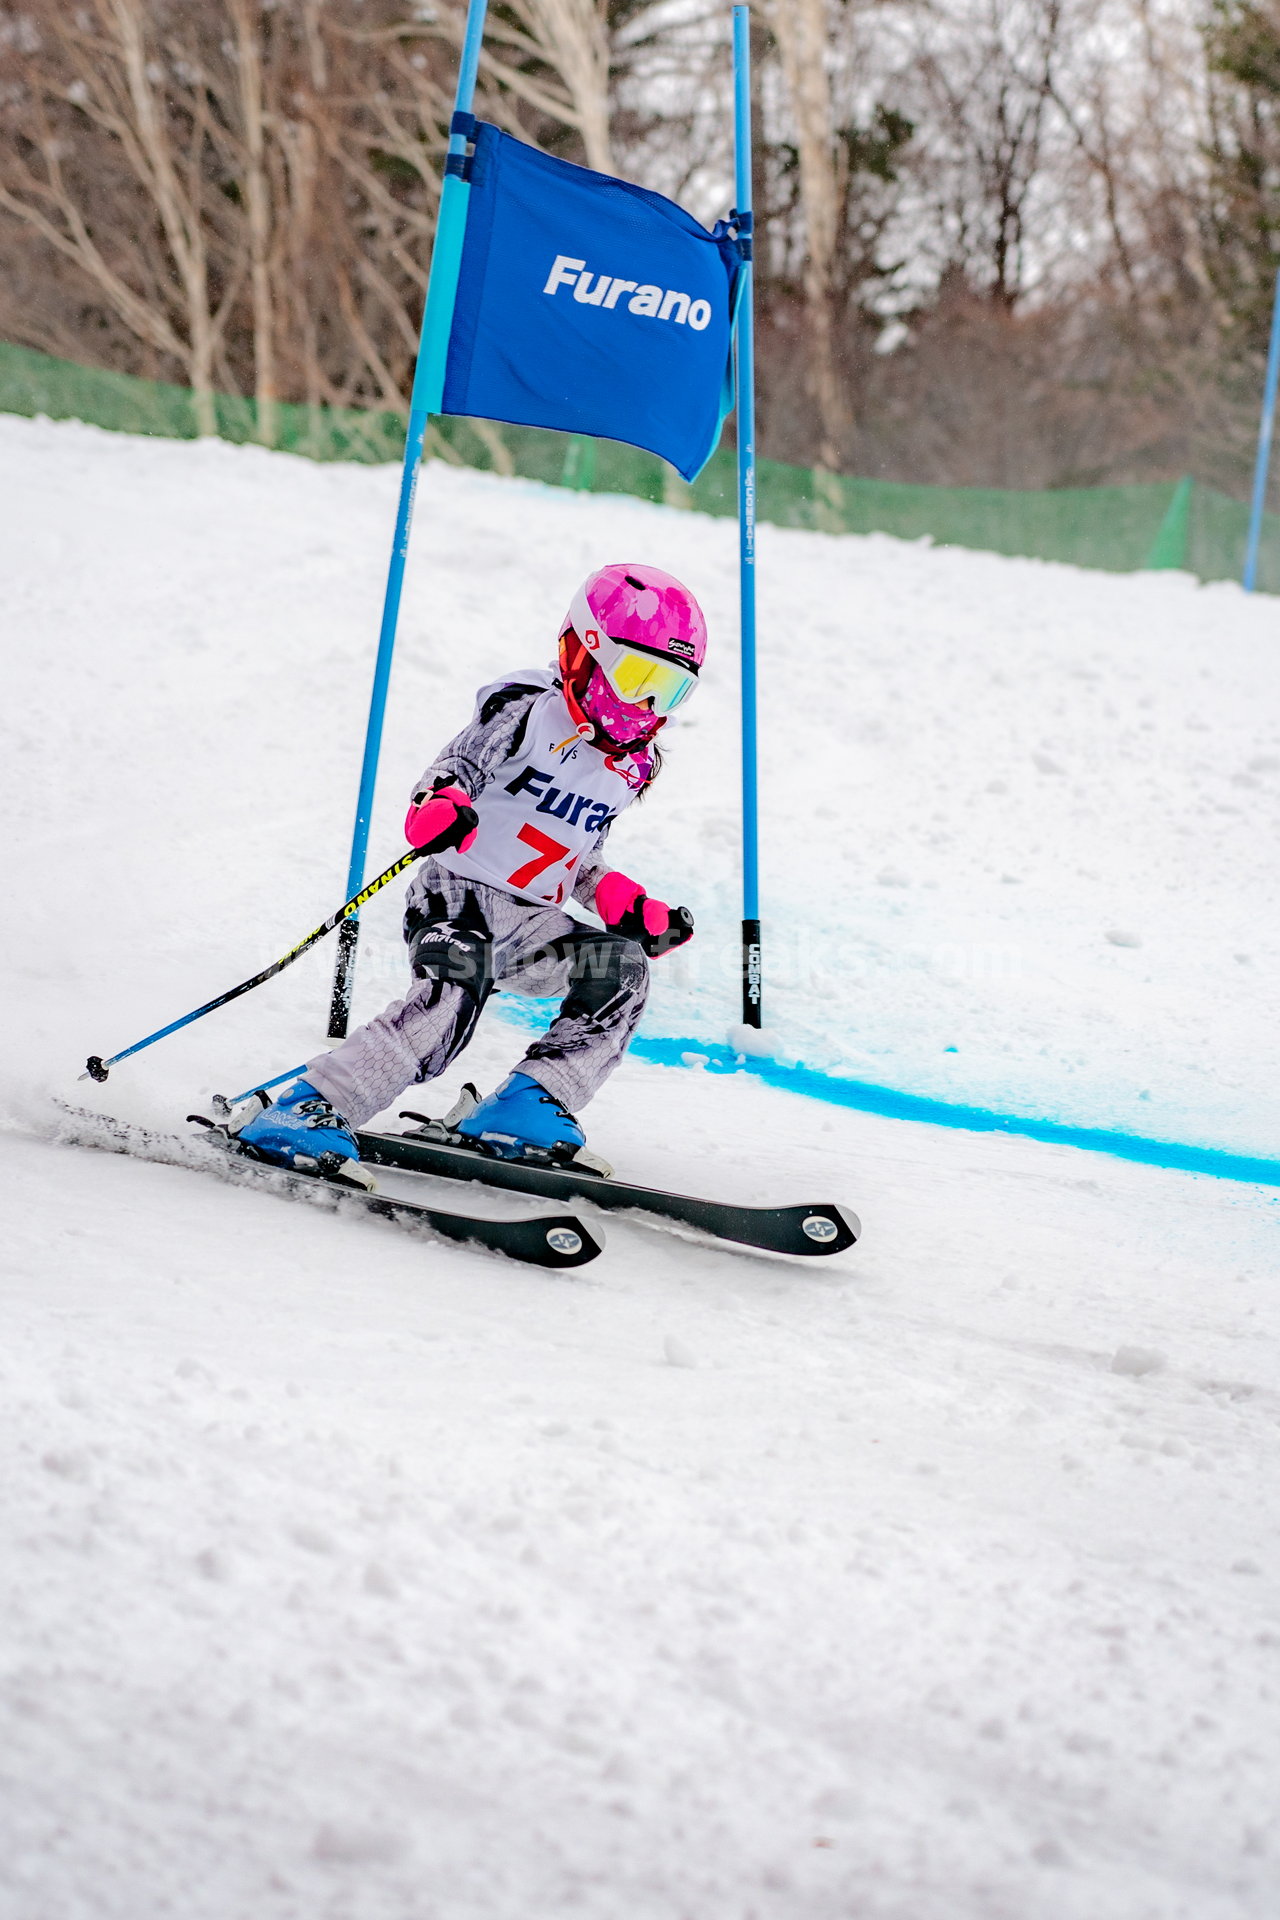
[564, 568, 706, 706]
[561, 564, 707, 737]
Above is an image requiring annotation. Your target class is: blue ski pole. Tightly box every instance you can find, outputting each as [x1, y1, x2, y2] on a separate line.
[82, 847, 428, 1083]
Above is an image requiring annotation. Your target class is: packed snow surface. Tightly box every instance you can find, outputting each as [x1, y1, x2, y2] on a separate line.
[3, 414, 1279, 1918]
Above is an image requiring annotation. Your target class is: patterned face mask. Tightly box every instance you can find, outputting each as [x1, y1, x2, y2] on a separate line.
[559, 628, 666, 751]
[578, 657, 666, 746]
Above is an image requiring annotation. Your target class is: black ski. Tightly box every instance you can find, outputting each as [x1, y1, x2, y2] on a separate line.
[51, 1106, 603, 1270]
[358, 1119, 861, 1259]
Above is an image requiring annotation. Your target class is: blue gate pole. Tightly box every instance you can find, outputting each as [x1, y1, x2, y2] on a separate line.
[732, 4, 762, 1030]
[1244, 267, 1280, 594]
[328, 0, 491, 1036]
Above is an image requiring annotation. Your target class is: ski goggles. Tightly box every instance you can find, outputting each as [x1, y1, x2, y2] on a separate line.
[570, 616, 699, 715]
[599, 637, 698, 714]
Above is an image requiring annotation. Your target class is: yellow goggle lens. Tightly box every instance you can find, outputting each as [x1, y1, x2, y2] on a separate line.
[606, 645, 698, 715]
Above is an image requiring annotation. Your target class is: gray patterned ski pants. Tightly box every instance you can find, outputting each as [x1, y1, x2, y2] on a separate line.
[305, 859, 649, 1129]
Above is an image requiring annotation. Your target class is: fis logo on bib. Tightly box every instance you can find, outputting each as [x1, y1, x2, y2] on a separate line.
[543, 256, 713, 332]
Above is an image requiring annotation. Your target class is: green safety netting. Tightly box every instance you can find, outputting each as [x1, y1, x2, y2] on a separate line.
[3, 338, 1277, 589]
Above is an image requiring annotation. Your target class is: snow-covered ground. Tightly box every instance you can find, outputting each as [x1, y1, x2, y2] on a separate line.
[3, 413, 1279, 1918]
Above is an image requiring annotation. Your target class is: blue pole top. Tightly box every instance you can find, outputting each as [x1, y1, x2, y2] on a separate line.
[733, 8, 752, 215]
[455, 0, 489, 123]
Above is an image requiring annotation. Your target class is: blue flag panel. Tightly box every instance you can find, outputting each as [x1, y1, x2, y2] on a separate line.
[442, 124, 740, 481]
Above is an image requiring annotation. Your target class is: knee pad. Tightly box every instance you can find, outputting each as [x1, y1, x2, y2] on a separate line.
[407, 921, 493, 1011]
[561, 929, 648, 1020]
[403, 922, 493, 1080]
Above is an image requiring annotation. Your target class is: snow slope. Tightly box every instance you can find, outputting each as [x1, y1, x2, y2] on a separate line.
[3, 415, 1279, 1918]
[4, 413, 1280, 1149]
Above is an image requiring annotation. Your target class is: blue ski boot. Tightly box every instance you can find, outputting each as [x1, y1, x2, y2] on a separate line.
[234, 1078, 372, 1188]
[454, 1071, 590, 1166]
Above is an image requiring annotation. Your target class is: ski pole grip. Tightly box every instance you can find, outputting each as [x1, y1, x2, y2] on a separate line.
[643, 905, 694, 958]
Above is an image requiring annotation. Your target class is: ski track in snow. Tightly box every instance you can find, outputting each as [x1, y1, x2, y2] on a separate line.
[3, 414, 1279, 1918]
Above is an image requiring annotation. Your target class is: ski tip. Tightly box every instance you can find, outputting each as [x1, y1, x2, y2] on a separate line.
[796, 1204, 860, 1254]
[536, 1216, 605, 1268]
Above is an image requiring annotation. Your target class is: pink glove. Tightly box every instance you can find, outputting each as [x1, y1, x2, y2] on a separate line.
[404, 783, 479, 854]
[595, 870, 694, 957]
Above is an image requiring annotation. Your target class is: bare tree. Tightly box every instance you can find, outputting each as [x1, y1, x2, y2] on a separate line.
[764, 0, 851, 466]
[0, 1, 463, 430]
[909, 0, 1065, 309]
[485, 0, 614, 171]
[227, 0, 277, 443]
[0, 0, 250, 432]
[0, 0, 1267, 495]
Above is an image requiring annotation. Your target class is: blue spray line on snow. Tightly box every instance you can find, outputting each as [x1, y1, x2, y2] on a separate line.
[1245, 266, 1280, 593]
[327, 0, 490, 1038]
[624, 1037, 1280, 1189]
[232, 1024, 1280, 1189]
[485, 998, 1280, 1189]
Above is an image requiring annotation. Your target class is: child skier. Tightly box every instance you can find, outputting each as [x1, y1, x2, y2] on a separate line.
[236, 563, 706, 1183]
